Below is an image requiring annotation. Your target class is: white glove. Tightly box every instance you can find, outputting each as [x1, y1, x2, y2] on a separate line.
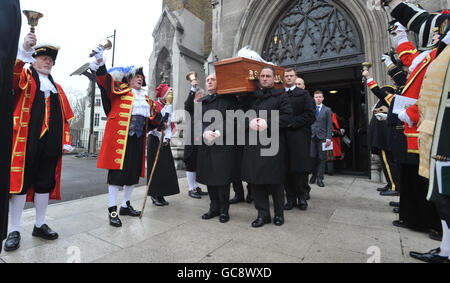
[375, 113, 388, 121]
[381, 54, 394, 68]
[93, 46, 104, 61]
[392, 22, 408, 47]
[163, 104, 173, 116]
[394, 22, 407, 33]
[203, 130, 217, 144]
[398, 110, 414, 128]
[63, 144, 74, 153]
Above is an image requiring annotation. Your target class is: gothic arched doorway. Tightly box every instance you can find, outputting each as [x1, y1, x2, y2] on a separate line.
[263, 0, 369, 176]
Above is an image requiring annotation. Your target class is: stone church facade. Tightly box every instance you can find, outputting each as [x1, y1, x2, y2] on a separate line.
[149, 0, 448, 180]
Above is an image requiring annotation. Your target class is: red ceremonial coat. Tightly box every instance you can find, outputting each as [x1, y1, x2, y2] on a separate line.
[331, 113, 342, 159]
[397, 42, 437, 154]
[11, 60, 74, 202]
[96, 71, 159, 177]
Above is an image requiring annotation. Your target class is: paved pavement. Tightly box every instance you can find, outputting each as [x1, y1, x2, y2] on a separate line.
[26, 155, 184, 208]
[0, 175, 438, 263]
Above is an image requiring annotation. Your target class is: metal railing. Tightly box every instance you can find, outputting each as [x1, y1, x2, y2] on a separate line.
[70, 128, 104, 152]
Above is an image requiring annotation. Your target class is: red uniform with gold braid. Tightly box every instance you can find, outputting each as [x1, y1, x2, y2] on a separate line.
[397, 41, 437, 154]
[95, 66, 158, 178]
[10, 60, 74, 202]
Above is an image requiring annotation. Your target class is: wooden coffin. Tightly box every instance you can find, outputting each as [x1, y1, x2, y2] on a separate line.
[214, 57, 285, 95]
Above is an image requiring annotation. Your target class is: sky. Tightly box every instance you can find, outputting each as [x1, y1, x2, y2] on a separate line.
[19, 0, 163, 98]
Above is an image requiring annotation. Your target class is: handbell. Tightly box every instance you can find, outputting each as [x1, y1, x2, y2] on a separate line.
[23, 10, 44, 33]
[186, 72, 198, 82]
[89, 38, 113, 57]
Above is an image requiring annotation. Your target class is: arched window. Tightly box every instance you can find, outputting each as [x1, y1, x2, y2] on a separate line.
[263, 0, 364, 72]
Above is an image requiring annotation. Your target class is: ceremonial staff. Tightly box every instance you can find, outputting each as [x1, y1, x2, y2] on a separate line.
[140, 91, 174, 219]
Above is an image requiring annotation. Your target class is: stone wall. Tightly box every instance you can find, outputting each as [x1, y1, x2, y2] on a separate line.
[163, 0, 212, 57]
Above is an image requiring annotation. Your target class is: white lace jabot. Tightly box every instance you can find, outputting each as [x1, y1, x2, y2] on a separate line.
[131, 88, 151, 117]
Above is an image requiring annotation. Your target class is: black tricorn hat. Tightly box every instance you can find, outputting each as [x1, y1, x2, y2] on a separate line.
[388, 65, 407, 87]
[132, 67, 147, 87]
[32, 44, 60, 65]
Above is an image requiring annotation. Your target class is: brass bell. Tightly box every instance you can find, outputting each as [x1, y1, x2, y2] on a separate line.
[186, 72, 198, 82]
[23, 10, 44, 33]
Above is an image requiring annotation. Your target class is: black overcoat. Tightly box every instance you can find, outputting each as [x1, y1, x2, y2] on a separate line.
[240, 87, 293, 185]
[196, 93, 241, 186]
[0, 0, 21, 252]
[285, 88, 316, 173]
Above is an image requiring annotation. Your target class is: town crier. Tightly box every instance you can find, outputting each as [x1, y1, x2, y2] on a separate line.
[90, 47, 157, 228]
[146, 84, 180, 207]
[4, 32, 74, 252]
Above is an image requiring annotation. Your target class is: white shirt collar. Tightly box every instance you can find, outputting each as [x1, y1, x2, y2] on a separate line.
[285, 86, 296, 92]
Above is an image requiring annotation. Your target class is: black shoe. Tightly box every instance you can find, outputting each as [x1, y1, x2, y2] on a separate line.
[317, 180, 325, 187]
[273, 216, 284, 226]
[246, 194, 253, 203]
[32, 224, 59, 240]
[298, 198, 308, 211]
[309, 176, 317, 184]
[119, 201, 140, 217]
[188, 191, 201, 199]
[108, 206, 122, 227]
[4, 232, 21, 252]
[393, 207, 399, 214]
[410, 248, 450, 263]
[380, 190, 399, 196]
[389, 201, 400, 208]
[284, 202, 296, 211]
[160, 197, 169, 206]
[151, 197, 164, 207]
[393, 220, 408, 229]
[305, 191, 311, 201]
[229, 195, 245, 204]
[251, 217, 271, 228]
[195, 187, 208, 196]
[429, 230, 443, 242]
[377, 185, 389, 192]
[202, 211, 220, 220]
[219, 214, 230, 223]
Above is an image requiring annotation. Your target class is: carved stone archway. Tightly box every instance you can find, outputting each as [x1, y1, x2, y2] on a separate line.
[233, 0, 390, 87]
[233, 0, 391, 180]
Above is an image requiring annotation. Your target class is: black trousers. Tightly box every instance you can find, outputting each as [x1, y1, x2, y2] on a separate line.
[311, 137, 326, 180]
[232, 181, 245, 197]
[285, 172, 309, 204]
[399, 163, 442, 233]
[20, 133, 59, 195]
[380, 150, 400, 192]
[252, 184, 284, 219]
[208, 185, 231, 215]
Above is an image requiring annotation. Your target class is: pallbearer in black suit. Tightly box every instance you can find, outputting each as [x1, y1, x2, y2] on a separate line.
[241, 66, 293, 228]
[197, 74, 241, 223]
[283, 69, 316, 211]
[0, 0, 21, 253]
